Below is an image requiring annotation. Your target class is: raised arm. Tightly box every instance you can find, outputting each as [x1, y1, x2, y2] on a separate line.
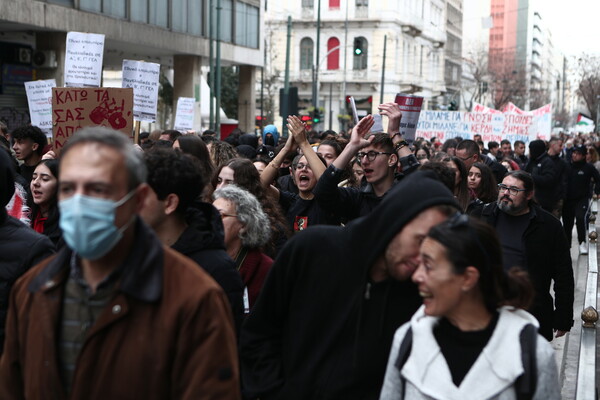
[288, 116, 326, 180]
[261, 128, 297, 200]
[332, 115, 375, 170]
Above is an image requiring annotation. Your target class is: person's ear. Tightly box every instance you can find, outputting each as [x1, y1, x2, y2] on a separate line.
[164, 193, 180, 216]
[525, 190, 534, 202]
[461, 266, 480, 292]
[388, 153, 398, 168]
[31, 142, 39, 152]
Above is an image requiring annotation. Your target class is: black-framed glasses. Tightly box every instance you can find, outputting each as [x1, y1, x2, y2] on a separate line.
[456, 154, 472, 161]
[356, 151, 393, 163]
[497, 184, 527, 196]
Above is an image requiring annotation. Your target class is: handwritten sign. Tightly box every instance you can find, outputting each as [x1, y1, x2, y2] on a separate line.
[24, 79, 56, 138]
[173, 97, 195, 131]
[64, 32, 105, 87]
[122, 60, 160, 122]
[52, 87, 133, 152]
[415, 104, 552, 144]
[395, 93, 423, 142]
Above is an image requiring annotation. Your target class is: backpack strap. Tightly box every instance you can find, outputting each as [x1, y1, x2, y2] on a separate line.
[393, 327, 413, 400]
[515, 324, 538, 400]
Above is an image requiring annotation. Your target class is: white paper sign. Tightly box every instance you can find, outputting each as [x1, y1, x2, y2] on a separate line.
[122, 60, 160, 122]
[173, 97, 195, 131]
[24, 79, 56, 138]
[64, 32, 105, 87]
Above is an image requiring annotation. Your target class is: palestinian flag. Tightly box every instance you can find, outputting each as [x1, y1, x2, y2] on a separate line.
[577, 113, 594, 125]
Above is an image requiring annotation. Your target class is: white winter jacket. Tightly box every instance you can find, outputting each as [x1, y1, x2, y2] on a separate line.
[379, 306, 560, 400]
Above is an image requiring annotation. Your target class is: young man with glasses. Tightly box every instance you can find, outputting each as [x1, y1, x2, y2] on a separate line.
[471, 170, 574, 342]
[313, 104, 420, 222]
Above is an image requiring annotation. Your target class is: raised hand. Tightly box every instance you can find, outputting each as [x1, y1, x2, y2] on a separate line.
[378, 102, 402, 135]
[287, 115, 308, 146]
[349, 114, 375, 149]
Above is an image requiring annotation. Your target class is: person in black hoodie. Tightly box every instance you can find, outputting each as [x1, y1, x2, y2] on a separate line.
[563, 145, 600, 254]
[239, 171, 459, 400]
[0, 149, 54, 353]
[140, 149, 244, 331]
[525, 140, 561, 214]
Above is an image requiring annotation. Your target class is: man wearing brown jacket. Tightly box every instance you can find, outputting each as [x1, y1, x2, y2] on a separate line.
[0, 127, 240, 400]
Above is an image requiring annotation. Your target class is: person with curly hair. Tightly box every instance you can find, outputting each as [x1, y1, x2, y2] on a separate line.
[213, 185, 273, 311]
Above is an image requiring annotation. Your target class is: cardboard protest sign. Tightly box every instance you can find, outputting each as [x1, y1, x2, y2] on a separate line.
[52, 87, 133, 152]
[173, 97, 195, 131]
[395, 93, 423, 142]
[64, 32, 105, 87]
[24, 79, 56, 138]
[122, 60, 160, 122]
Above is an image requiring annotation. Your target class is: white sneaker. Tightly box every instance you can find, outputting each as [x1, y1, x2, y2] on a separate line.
[580, 242, 588, 254]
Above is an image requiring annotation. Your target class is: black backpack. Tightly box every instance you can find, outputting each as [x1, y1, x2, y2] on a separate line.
[394, 324, 538, 400]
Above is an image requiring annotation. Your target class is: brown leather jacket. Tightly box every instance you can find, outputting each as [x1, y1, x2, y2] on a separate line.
[0, 220, 241, 400]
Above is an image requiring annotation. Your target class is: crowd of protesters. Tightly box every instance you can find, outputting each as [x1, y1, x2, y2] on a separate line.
[1, 102, 596, 398]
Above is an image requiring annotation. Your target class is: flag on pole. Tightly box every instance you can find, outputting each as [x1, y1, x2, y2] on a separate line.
[576, 113, 594, 125]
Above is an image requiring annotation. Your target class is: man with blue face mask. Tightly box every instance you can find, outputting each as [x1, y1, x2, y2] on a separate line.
[0, 127, 241, 399]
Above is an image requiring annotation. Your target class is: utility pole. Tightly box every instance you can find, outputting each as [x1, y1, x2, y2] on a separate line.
[282, 16, 292, 138]
[209, 0, 214, 130]
[329, 83, 333, 130]
[341, 0, 349, 131]
[380, 35, 387, 105]
[260, 38, 266, 133]
[215, 0, 222, 138]
[312, 0, 321, 125]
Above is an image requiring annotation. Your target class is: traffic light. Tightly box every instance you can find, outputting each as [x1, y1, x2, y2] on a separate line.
[313, 109, 322, 124]
[353, 38, 363, 56]
[449, 101, 458, 111]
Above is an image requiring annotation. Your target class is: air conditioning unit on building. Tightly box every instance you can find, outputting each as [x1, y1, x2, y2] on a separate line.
[32, 51, 58, 69]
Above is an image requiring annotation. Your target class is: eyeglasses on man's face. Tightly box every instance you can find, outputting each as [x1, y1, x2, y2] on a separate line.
[356, 150, 393, 163]
[497, 183, 527, 196]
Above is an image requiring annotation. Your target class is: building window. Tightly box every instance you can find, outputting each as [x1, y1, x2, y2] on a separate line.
[188, 0, 203, 36]
[149, 0, 169, 28]
[302, 0, 314, 8]
[219, 0, 233, 43]
[353, 37, 367, 70]
[329, 0, 340, 9]
[327, 37, 340, 70]
[172, 0, 188, 32]
[300, 37, 314, 70]
[235, 1, 259, 48]
[131, 0, 148, 23]
[80, 0, 101, 13]
[356, 0, 368, 7]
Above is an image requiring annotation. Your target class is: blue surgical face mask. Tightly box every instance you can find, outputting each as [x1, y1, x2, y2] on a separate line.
[59, 190, 137, 260]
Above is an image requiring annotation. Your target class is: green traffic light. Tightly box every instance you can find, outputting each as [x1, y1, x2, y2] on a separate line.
[354, 48, 362, 55]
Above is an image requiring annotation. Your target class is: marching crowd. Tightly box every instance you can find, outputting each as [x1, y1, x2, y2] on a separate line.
[0, 102, 596, 398]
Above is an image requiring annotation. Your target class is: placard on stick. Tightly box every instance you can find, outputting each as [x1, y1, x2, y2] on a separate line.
[52, 87, 134, 153]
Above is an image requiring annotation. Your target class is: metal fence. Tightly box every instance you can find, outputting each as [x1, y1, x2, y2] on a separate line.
[575, 195, 599, 399]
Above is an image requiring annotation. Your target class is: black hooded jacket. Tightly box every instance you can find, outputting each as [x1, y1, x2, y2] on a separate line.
[171, 201, 244, 332]
[240, 171, 459, 400]
[0, 150, 54, 352]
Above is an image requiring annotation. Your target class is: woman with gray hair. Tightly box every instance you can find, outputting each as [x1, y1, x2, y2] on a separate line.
[213, 184, 273, 312]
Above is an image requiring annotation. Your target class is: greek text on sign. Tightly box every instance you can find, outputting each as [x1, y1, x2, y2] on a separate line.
[52, 87, 133, 153]
[173, 97, 196, 131]
[395, 93, 424, 142]
[24, 79, 56, 138]
[122, 60, 160, 123]
[64, 32, 105, 88]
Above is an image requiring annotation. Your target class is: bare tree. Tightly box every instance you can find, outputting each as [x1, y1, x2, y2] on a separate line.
[487, 49, 529, 110]
[261, 28, 281, 125]
[575, 54, 600, 123]
[461, 47, 490, 110]
[529, 87, 551, 110]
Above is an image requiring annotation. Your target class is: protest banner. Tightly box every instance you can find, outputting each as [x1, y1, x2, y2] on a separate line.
[64, 32, 105, 87]
[52, 87, 133, 153]
[122, 60, 160, 122]
[395, 93, 423, 142]
[24, 79, 56, 138]
[173, 97, 195, 131]
[415, 104, 552, 144]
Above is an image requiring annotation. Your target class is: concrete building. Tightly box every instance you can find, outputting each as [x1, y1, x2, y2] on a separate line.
[263, 0, 450, 132]
[0, 0, 263, 133]
[444, 0, 463, 109]
[488, 0, 562, 110]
